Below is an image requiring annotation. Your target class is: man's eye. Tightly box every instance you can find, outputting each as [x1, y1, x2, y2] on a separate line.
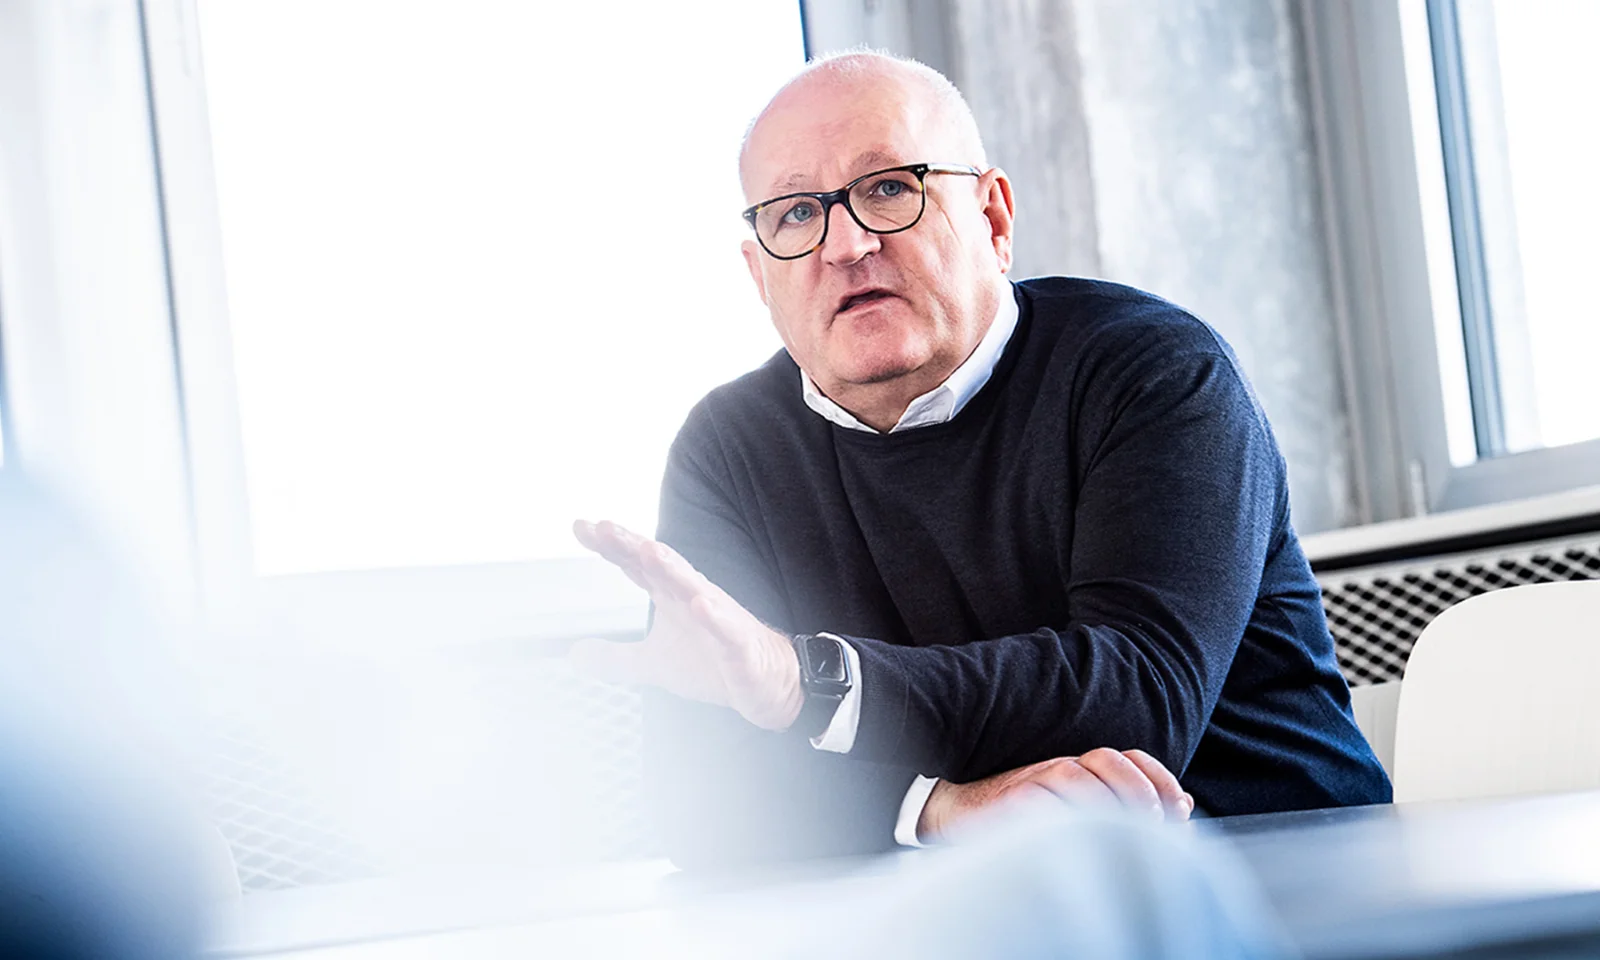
[780, 202, 818, 226]
[872, 179, 908, 197]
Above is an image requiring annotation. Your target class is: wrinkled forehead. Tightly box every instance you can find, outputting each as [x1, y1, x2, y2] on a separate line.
[740, 75, 947, 203]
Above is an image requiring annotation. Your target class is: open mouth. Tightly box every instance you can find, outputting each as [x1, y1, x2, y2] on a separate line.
[837, 289, 896, 314]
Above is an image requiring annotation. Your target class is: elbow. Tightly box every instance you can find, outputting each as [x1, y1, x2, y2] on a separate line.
[1123, 656, 1210, 776]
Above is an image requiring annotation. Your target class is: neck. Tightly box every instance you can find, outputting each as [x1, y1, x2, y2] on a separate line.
[832, 383, 933, 433]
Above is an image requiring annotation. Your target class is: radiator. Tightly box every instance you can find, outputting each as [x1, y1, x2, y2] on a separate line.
[1305, 485, 1600, 686]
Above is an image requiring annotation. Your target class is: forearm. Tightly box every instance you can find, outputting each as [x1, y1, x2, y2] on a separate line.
[841, 622, 1217, 784]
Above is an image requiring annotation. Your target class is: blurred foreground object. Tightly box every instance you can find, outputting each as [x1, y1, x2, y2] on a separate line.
[834, 800, 1291, 960]
[0, 474, 203, 958]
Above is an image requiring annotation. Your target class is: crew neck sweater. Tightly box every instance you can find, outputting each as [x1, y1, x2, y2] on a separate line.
[649, 276, 1391, 868]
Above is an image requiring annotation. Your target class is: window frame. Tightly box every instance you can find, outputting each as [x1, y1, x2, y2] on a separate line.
[139, 0, 669, 651]
[0, 0, 197, 613]
[0, 245, 11, 470]
[1301, 0, 1600, 523]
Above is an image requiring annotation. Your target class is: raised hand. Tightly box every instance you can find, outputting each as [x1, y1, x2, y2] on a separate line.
[568, 520, 804, 732]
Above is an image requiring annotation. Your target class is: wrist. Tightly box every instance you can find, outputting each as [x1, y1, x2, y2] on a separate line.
[785, 633, 853, 738]
[777, 637, 805, 731]
[917, 778, 957, 843]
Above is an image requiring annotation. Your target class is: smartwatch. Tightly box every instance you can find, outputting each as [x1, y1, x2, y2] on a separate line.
[790, 633, 854, 739]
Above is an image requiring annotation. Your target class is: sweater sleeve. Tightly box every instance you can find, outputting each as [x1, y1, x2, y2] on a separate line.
[844, 337, 1285, 783]
[644, 403, 918, 868]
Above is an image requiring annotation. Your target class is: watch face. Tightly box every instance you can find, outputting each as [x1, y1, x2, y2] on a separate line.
[804, 635, 847, 683]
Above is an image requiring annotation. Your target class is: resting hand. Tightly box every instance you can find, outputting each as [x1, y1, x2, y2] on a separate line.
[917, 749, 1195, 842]
[567, 520, 804, 732]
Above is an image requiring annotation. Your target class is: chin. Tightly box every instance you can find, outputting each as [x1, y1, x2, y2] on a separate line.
[817, 321, 936, 386]
[838, 352, 928, 385]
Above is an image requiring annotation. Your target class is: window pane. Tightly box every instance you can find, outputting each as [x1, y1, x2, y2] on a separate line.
[195, 1, 801, 575]
[1401, 0, 1479, 468]
[1, 306, 6, 468]
[1449, 0, 1600, 454]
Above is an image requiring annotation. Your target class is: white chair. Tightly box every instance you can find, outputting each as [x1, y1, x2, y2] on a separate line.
[1348, 680, 1401, 780]
[1392, 581, 1600, 803]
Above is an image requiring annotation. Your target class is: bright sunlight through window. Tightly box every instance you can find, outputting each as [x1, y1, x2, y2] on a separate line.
[196, 1, 802, 575]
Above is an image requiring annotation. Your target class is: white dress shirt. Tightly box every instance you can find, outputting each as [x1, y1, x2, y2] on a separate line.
[798, 283, 1019, 846]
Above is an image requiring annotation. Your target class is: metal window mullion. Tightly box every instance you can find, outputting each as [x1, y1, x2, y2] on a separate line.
[1426, 0, 1506, 459]
[0, 251, 10, 469]
[798, 0, 813, 59]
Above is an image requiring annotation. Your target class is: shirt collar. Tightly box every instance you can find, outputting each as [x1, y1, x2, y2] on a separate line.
[801, 282, 1019, 434]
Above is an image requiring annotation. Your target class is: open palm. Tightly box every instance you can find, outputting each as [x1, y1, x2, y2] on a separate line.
[568, 520, 803, 731]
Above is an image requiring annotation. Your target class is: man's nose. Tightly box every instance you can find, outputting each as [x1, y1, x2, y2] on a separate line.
[819, 202, 880, 266]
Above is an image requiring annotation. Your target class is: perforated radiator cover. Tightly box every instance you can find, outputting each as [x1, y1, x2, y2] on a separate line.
[1318, 532, 1600, 685]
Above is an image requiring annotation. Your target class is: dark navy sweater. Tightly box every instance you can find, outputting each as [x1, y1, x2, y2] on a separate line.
[648, 277, 1391, 868]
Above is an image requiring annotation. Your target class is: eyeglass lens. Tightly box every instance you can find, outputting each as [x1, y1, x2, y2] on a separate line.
[754, 168, 927, 258]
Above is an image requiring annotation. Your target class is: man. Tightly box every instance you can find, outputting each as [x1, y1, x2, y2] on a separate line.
[573, 52, 1390, 867]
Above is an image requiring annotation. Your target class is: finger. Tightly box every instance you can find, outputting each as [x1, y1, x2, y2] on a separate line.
[601, 530, 727, 612]
[574, 518, 643, 558]
[586, 518, 645, 544]
[572, 518, 602, 551]
[638, 540, 713, 604]
[1076, 748, 1164, 819]
[573, 520, 651, 586]
[594, 521, 656, 572]
[1031, 758, 1120, 808]
[1121, 749, 1192, 821]
[602, 554, 653, 593]
[566, 636, 649, 686]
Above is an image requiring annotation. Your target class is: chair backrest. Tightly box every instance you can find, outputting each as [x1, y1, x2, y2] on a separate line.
[1393, 581, 1600, 803]
[1348, 680, 1400, 780]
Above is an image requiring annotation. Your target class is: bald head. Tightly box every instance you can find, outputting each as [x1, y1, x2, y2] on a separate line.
[739, 51, 988, 203]
[733, 48, 1014, 434]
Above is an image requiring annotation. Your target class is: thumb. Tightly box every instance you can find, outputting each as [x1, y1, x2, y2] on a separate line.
[567, 637, 646, 686]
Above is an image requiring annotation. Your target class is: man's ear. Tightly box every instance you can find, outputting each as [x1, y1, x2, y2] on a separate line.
[979, 168, 1016, 274]
[741, 240, 769, 304]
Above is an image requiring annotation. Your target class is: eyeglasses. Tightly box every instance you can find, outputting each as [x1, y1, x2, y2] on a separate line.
[741, 162, 983, 261]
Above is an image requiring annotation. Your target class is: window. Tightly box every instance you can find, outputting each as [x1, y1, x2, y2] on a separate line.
[195, 1, 799, 575]
[145, 2, 807, 643]
[1305, 0, 1600, 520]
[0, 322, 8, 470]
[1425, 0, 1600, 460]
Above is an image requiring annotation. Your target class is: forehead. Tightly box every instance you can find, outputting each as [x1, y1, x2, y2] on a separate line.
[742, 75, 941, 200]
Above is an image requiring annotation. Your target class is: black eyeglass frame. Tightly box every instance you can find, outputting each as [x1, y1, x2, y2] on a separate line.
[741, 162, 983, 261]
